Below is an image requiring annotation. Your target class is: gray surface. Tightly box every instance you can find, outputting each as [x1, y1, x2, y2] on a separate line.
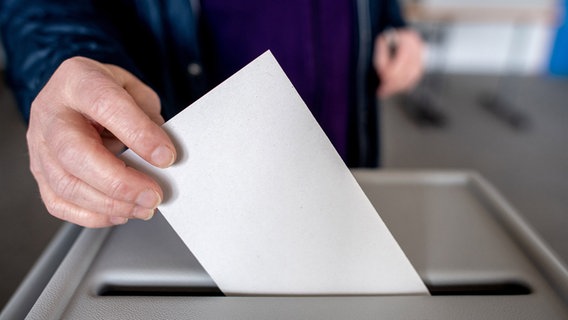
[0, 224, 82, 320]
[23, 171, 568, 319]
[383, 75, 568, 266]
[0, 74, 62, 310]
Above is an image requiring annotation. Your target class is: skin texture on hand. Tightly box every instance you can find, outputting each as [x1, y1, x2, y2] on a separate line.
[27, 57, 177, 228]
[374, 28, 424, 98]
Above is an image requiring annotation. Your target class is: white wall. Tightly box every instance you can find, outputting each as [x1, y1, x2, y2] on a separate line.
[423, 22, 554, 74]
[406, 0, 557, 74]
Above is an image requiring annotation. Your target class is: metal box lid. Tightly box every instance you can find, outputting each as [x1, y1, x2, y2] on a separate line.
[13, 171, 568, 319]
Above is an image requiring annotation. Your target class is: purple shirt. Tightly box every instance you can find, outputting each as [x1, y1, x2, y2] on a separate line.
[200, 1, 353, 160]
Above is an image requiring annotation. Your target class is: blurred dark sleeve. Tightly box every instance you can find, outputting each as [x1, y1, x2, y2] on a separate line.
[375, 0, 407, 32]
[0, 0, 141, 122]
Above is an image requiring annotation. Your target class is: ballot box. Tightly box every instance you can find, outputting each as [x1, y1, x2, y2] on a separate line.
[2, 170, 568, 319]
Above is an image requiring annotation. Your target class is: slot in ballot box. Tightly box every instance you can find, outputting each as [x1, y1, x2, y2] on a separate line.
[3, 170, 568, 319]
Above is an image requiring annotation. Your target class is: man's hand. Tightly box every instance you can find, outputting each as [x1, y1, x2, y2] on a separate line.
[28, 57, 176, 228]
[374, 28, 424, 98]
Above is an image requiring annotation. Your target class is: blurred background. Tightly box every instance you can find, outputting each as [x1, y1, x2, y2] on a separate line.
[0, 0, 567, 310]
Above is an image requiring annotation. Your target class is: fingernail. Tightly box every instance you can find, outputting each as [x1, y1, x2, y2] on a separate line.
[151, 145, 175, 167]
[110, 216, 128, 225]
[132, 207, 155, 221]
[136, 189, 161, 208]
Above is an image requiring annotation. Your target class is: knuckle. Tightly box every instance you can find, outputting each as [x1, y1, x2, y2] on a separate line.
[27, 146, 46, 182]
[126, 123, 153, 148]
[42, 195, 65, 220]
[52, 173, 79, 199]
[28, 158, 42, 178]
[89, 87, 122, 122]
[25, 127, 35, 146]
[107, 177, 133, 201]
[101, 197, 132, 217]
[101, 197, 117, 215]
[59, 56, 92, 75]
[67, 59, 123, 120]
[55, 136, 88, 168]
[143, 88, 160, 105]
[60, 56, 83, 69]
[29, 99, 43, 115]
[118, 119, 157, 153]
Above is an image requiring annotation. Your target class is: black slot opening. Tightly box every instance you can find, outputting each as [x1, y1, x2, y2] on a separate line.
[99, 285, 224, 297]
[425, 281, 532, 296]
[99, 281, 532, 297]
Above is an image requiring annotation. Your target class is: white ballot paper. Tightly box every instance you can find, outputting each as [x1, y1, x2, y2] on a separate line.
[122, 51, 428, 296]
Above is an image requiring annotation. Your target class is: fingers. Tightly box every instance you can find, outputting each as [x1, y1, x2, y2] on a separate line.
[28, 56, 174, 227]
[61, 57, 176, 168]
[29, 139, 124, 228]
[44, 110, 163, 207]
[114, 65, 166, 126]
[34, 169, 126, 228]
[374, 29, 424, 98]
[38, 142, 156, 221]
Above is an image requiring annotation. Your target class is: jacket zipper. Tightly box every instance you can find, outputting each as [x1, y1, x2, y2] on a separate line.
[355, 0, 372, 166]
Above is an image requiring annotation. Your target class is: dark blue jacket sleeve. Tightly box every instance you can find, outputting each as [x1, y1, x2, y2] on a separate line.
[373, 0, 407, 35]
[385, 0, 407, 28]
[0, 0, 141, 121]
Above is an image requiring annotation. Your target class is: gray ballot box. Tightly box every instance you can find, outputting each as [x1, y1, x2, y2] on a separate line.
[2, 170, 568, 319]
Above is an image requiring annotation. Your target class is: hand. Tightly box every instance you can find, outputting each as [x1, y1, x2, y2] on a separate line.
[374, 28, 424, 98]
[27, 57, 176, 228]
